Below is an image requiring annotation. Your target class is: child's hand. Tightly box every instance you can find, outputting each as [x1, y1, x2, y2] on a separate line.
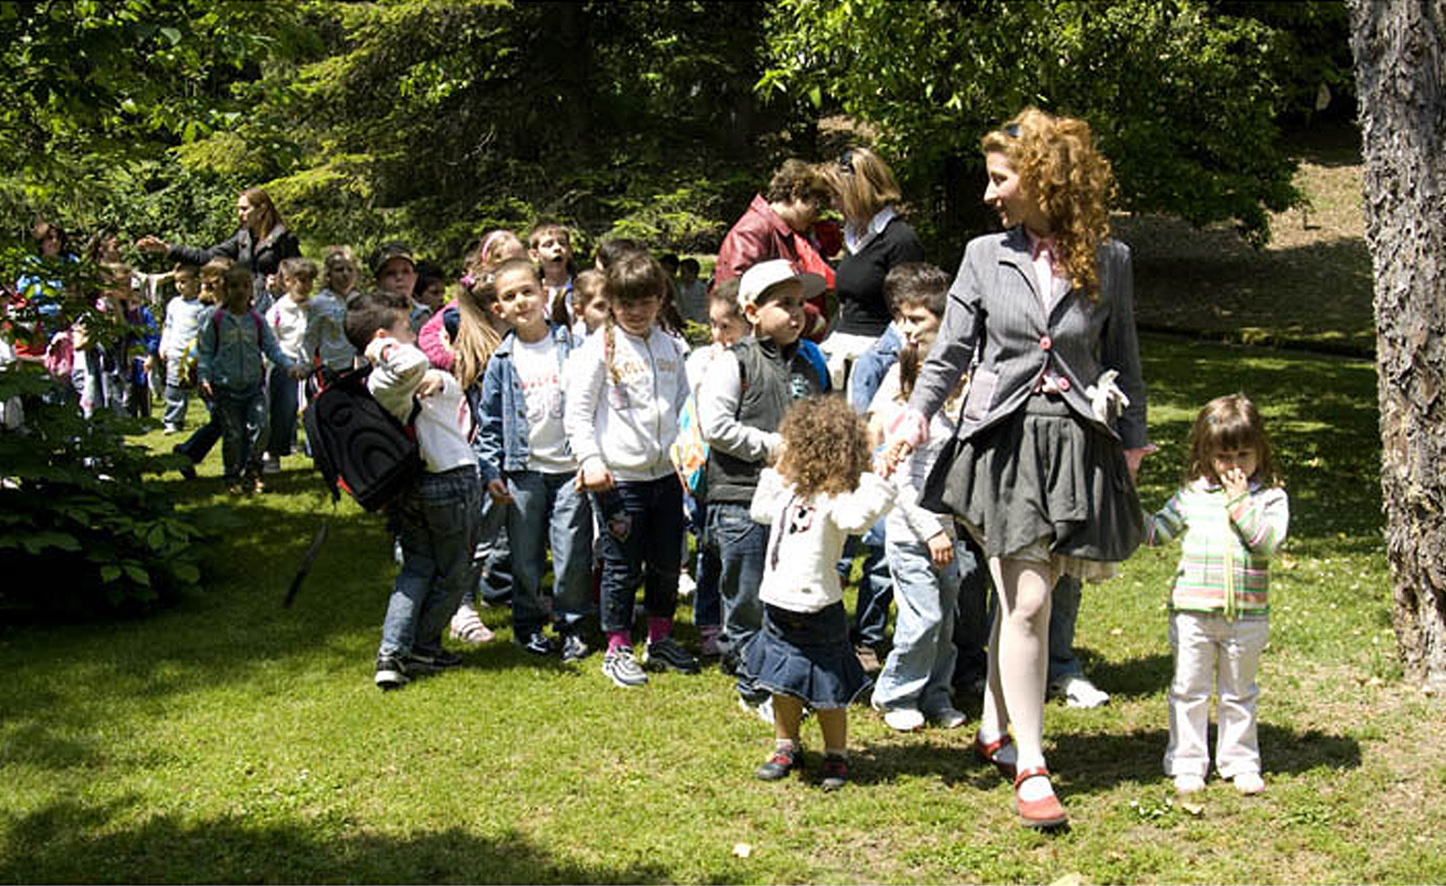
[927, 531, 955, 567]
[200, 380, 213, 400]
[415, 374, 445, 398]
[576, 463, 615, 493]
[878, 439, 913, 479]
[1124, 444, 1155, 482]
[487, 478, 514, 505]
[1221, 466, 1249, 498]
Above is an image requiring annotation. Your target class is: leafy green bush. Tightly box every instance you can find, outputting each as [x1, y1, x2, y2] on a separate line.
[0, 365, 231, 616]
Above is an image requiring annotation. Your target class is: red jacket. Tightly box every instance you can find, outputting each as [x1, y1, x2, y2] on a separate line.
[713, 195, 834, 341]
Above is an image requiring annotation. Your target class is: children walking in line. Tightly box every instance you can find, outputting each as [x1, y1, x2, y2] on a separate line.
[1144, 393, 1288, 796]
[866, 263, 971, 731]
[346, 291, 483, 690]
[476, 258, 594, 661]
[564, 250, 698, 687]
[196, 264, 300, 494]
[159, 263, 205, 433]
[264, 256, 318, 468]
[745, 395, 895, 790]
[172, 258, 231, 478]
[697, 260, 828, 717]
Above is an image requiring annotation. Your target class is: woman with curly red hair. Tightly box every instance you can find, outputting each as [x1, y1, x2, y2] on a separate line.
[884, 108, 1152, 828]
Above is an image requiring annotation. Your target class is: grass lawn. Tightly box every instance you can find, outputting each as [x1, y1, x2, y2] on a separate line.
[5, 126, 1444, 883]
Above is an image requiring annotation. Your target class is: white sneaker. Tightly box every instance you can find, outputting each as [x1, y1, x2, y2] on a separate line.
[261, 454, 281, 474]
[1051, 674, 1110, 709]
[882, 708, 926, 732]
[1233, 772, 1265, 795]
[677, 571, 696, 600]
[1173, 773, 1206, 794]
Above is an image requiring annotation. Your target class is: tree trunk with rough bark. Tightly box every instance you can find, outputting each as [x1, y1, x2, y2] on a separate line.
[1348, 0, 1446, 686]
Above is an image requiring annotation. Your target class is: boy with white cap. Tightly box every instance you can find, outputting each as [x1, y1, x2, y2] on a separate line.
[697, 259, 829, 718]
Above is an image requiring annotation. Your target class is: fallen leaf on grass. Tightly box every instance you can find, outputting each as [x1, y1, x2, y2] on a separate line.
[1180, 799, 1205, 816]
[1051, 873, 1085, 886]
[733, 843, 752, 859]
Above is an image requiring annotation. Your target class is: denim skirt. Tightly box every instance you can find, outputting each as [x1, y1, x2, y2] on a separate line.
[741, 602, 871, 709]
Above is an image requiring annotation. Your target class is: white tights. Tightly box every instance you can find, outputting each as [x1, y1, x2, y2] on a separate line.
[979, 557, 1055, 774]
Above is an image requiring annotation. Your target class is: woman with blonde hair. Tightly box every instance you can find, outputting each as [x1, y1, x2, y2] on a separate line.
[820, 145, 926, 392]
[883, 108, 1151, 828]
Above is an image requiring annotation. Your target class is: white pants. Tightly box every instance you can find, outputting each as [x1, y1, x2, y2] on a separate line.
[1164, 611, 1269, 779]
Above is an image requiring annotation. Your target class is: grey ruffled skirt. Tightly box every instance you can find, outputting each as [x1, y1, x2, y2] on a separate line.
[920, 394, 1143, 570]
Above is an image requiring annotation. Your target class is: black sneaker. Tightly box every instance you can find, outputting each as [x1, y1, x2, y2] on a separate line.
[517, 630, 554, 656]
[821, 755, 849, 791]
[643, 636, 700, 674]
[375, 654, 410, 690]
[560, 634, 590, 663]
[406, 647, 463, 673]
[755, 745, 798, 781]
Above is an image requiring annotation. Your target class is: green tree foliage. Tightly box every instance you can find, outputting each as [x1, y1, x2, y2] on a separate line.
[180, 0, 794, 264]
[761, 0, 1308, 250]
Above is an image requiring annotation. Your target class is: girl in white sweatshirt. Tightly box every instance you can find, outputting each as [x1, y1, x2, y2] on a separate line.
[564, 250, 696, 688]
[743, 395, 895, 791]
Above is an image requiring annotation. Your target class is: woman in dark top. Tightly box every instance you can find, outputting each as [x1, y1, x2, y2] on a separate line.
[136, 188, 300, 306]
[821, 146, 925, 392]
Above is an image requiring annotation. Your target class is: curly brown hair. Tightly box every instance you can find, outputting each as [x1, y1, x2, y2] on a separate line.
[1184, 393, 1280, 488]
[981, 107, 1115, 300]
[774, 395, 873, 498]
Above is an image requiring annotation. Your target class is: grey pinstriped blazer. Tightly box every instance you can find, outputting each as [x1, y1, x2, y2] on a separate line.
[908, 227, 1148, 450]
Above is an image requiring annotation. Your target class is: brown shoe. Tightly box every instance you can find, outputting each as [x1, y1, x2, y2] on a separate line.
[1014, 766, 1068, 829]
[973, 732, 1017, 780]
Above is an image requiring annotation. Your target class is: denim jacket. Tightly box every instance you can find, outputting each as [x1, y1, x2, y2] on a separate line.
[476, 322, 579, 482]
[197, 308, 293, 391]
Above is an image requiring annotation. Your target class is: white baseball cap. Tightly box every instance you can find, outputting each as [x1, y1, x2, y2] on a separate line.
[738, 259, 825, 312]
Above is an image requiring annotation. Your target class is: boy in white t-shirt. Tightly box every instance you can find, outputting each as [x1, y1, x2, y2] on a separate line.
[476, 258, 594, 662]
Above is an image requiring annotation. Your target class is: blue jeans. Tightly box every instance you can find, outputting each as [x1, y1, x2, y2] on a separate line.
[872, 535, 965, 714]
[175, 398, 220, 464]
[212, 384, 267, 482]
[266, 363, 298, 458]
[506, 470, 594, 637]
[162, 355, 190, 429]
[380, 466, 483, 657]
[594, 476, 683, 635]
[704, 499, 769, 701]
[951, 533, 992, 687]
[842, 518, 893, 650]
[688, 498, 721, 629]
[1048, 575, 1085, 683]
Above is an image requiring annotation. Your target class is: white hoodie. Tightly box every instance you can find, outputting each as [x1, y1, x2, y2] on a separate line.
[365, 338, 475, 475]
[564, 323, 689, 482]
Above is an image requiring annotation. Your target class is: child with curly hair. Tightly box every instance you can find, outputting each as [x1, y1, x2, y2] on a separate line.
[744, 395, 895, 791]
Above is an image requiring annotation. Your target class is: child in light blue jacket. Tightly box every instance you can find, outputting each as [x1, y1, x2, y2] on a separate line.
[196, 264, 299, 493]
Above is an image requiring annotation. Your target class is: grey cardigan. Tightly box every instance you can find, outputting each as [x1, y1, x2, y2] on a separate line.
[908, 228, 1148, 449]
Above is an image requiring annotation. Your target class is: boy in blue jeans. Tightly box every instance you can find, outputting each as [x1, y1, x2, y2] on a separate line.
[697, 259, 828, 718]
[476, 258, 595, 662]
[345, 291, 483, 690]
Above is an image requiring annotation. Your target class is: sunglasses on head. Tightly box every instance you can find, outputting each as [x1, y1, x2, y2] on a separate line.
[838, 148, 856, 175]
[1003, 122, 1021, 138]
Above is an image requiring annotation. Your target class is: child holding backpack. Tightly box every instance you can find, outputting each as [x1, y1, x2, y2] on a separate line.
[344, 291, 483, 690]
[196, 264, 301, 494]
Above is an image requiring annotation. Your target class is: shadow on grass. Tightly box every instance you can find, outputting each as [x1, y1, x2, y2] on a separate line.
[0, 798, 669, 884]
[848, 721, 1360, 799]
